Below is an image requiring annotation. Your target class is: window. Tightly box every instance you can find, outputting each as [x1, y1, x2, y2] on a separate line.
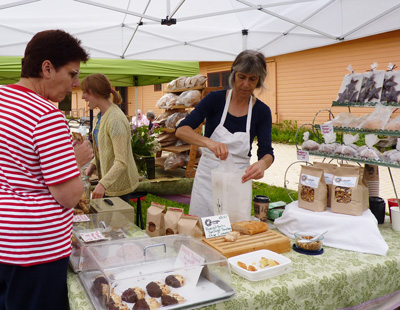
[207, 71, 230, 89]
[154, 84, 162, 91]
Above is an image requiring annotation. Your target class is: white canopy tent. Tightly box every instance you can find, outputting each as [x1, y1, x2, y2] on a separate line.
[0, 0, 400, 61]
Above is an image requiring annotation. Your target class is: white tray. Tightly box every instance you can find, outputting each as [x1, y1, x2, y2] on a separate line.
[228, 250, 291, 282]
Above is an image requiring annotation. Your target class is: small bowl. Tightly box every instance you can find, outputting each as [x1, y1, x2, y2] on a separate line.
[294, 231, 324, 251]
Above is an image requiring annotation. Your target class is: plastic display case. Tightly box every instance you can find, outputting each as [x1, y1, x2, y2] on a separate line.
[78, 235, 235, 309]
[71, 212, 148, 273]
[90, 197, 135, 223]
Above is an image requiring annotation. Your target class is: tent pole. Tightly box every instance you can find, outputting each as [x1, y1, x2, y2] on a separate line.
[242, 29, 248, 50]
[135, 86, 138, 127]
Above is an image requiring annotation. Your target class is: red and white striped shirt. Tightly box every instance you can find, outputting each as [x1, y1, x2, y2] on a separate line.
[0, 84, 80, 266]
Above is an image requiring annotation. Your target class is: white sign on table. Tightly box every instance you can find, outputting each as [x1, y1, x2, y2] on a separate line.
[201, 214, 232, 239]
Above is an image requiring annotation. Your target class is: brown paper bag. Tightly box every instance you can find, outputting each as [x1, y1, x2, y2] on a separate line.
[298, 165, 327, 212]
[146, 202, 166, 237]
[313, 162, 337, 208]
[331, 166, 369, 216]
[177, 214, 203, 240]
[164, 207, 183, 235]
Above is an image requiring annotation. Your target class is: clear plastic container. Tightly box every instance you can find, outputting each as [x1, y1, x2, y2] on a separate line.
[78, 235, 234, 309]
[71, 212, 148, 273]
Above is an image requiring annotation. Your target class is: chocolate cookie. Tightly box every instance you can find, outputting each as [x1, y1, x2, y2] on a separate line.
[165, 274, 185, 288]
[121, 287, 146, 303]
[132, 297, 161, 310]
[92, 275, 108, 296]
[161, 293, 186, 306]
[145, 281, 170, 297]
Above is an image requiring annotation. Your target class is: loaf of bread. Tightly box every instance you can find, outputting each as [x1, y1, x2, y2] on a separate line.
[231, 221, 268, 235]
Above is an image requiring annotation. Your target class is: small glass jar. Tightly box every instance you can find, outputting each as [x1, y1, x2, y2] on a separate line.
[82, 174, 91, 202]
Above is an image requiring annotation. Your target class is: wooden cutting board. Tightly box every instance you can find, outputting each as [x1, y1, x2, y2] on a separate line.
[202, 230, 291, 258]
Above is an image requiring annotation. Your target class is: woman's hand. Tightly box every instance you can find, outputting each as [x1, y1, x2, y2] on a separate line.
[85, 163, 96, 177]
[242, 154, 273, 183]
[242, 161, 266, 183]
[207, 140, 229, 160]
[74, 140, 94, 169]
[91, 182, 106, 199]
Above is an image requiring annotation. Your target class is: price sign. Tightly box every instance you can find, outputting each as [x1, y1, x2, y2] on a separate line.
[73, 214, 90, 223]
[201, 214, 232, 239]
[321, 124, 333, 135]
[79, 231, 107, 243]
[297, 149, 309, 161]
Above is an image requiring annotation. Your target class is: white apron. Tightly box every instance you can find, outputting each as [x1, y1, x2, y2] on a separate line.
[189, 90, 253, 218]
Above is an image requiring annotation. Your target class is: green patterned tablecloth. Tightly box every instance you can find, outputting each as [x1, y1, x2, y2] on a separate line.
[68, 217, 400, 310]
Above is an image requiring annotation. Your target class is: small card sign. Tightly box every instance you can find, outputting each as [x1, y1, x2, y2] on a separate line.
[175, 244, 205, 268]
[73, 214, 90, 223]
[321, 124, 333, 135]
[201, 214, 231, 239]
[79, 231, 107, 243]
[297, 149, 309, 161]
[175, 244, 205, 288]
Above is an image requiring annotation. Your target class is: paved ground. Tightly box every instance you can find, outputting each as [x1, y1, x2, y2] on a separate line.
[250, 142, 400, 204]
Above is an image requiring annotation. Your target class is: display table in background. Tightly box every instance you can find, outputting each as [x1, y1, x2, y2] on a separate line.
[68, 217, 400, 310]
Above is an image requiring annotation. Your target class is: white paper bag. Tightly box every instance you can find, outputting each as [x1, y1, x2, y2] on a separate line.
[211, 156, 252, 223]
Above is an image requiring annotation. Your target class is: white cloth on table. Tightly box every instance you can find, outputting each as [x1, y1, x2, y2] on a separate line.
[274, 201, 388, 256]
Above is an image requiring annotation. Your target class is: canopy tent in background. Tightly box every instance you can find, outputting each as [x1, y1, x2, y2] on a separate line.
[0, 56, 199, 86]
[0, 0, 399, 61]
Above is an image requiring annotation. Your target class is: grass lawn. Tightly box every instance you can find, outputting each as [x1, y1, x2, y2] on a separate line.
[131, 181, 297, 225]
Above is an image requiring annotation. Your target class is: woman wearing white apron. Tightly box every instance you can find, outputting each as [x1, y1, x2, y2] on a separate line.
[176, 50, 274, 218]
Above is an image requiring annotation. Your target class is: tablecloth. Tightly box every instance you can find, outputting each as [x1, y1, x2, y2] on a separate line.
[274, 201, 389, 256]
[67, 217, 400, 310]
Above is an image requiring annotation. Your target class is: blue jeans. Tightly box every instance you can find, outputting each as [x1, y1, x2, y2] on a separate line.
[0, 257, 70, 310]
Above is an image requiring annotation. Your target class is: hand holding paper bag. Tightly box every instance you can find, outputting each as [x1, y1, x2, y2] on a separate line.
[211, 155, 252, 223]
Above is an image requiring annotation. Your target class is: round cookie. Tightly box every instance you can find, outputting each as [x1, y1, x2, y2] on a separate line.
[132, 297, 161, 310]
[121, 287, 146, 303]
[145, 281, 170, 297]
[165, 274, 185, 288]
[161, 293, 186, 306]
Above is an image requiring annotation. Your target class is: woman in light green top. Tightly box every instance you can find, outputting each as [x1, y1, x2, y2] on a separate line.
[81, 73, 139, 202]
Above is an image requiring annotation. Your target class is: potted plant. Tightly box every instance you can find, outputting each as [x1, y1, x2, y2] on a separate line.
[131, 124, 161, 178]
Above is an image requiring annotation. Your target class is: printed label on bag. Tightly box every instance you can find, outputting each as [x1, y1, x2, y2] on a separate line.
[300, 173, 320, 188]
[333, 176, 357, 187]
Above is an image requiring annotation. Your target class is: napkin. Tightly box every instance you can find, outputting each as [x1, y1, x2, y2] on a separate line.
[274, 201, 388, 256]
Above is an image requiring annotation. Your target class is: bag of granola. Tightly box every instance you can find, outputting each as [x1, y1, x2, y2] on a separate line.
[164, 207, 184, 235]
[298, 165, 327, 212]
[312, 162, 337, 208]
[146, 202, 166, 237]
[331, 166, 369, 216]
[177, 214, 203, 240]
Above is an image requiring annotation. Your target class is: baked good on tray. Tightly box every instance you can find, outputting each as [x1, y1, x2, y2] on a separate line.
[231, 221, 269, 235]
[224, 231, 240, 242]
[121, 286, 146, 303]
[165, 274, 185, 288]
[161, 293, 186, 306]
[145, 281, 170, 297]
[132, 297, 161, 310]
[92, 275, 109, 297]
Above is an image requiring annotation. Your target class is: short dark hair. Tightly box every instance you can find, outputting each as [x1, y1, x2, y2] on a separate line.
[21, 29, 90, 78]
[229, 50, 267, 89]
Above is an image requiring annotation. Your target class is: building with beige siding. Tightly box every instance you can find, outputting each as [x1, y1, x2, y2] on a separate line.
[71, 29, 400, 126]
